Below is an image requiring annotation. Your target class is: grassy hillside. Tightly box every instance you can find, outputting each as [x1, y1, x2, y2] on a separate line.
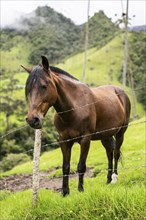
[0, 31, 145, 171]
[0, 33, 126, 85]
[11, 33, 124, 84]
[0, 33, 145, 136]
[1, 35, 30, 73]
[59, 34, 124, 85]
[0, 117, 145, 219]
[1, 32, 145, 109]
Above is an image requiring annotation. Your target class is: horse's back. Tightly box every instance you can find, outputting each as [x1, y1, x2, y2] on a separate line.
[92, 85, 130, 116]
[91, 85, 131, 138]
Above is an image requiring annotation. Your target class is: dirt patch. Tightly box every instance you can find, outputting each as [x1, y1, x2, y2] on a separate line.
[0, 169, 93, 193]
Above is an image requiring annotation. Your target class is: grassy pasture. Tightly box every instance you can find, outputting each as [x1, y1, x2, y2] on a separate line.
[0, 181, 145, 220]
[0, 117, 145, 219]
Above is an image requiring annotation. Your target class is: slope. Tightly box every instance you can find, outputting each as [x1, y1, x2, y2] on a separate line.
[0, 117, 145, 220]
[0, 33, 145, 132]
[59, 34, 124, 85]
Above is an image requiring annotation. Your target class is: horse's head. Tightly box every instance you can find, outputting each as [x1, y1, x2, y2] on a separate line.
[22, 56, 57, 129]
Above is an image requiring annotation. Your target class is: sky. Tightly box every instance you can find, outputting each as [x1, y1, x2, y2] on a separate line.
[1, 0, 146, 28]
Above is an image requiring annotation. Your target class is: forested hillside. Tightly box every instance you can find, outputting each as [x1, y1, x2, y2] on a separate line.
[128, 32, 146, 109]
[0, 6, 145, 172]
[1, 7, 119, 65]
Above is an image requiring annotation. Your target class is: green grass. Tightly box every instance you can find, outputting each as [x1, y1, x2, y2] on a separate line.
[0, 117, 145, 219]
[0, 177, 145, 220]
[1, 36, 30, 73]
[59, 34, 124, 85]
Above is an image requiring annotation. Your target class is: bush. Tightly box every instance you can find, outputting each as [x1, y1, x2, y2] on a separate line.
[0, 153, 31, 172]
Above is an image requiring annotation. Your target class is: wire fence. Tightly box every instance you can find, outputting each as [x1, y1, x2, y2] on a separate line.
[0, 81, 145, 195]
[41, 119, 146, 149]
[0, 85, 145, 140]
[0, 124, 28, 139]
[1, 162, 145, 193]
[1, 119, 145, 200]
[0, 119, 145, 181]
[0, 117, 145, 155]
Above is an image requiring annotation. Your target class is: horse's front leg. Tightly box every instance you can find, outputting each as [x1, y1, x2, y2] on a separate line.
[60, 140, 73, 197]
[78, 137, 90, 192]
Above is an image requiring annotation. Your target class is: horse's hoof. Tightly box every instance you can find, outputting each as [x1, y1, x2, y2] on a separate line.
[78, 185, 84, 192]
[106, 179, 112, 184]
[62, 188, 70, 197]
[111, 173, 118, 184]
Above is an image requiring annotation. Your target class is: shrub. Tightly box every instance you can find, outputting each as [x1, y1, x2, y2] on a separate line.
[0, 153, 31, 172]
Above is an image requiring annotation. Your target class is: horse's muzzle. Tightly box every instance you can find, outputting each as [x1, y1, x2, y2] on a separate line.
[26, 116, 43, 129]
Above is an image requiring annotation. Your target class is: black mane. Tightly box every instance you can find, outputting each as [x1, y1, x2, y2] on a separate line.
[50, 66, 78, 81]
[25, 65, 78, 100]
[25, 66, 43, 100]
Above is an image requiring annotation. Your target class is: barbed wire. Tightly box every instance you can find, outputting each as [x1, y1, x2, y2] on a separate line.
[61, 165, 146, 178]
[1, 121, 145, 189]
[0, 124, 28, 139]
[1, 164, 145, 192]
[53, 86, 146, 116]
[41, 120, 146, 149]
[0, 119, 145, 157]
[0, 117, 145, 191]
[37, 149, 145, 171]
[0, 85, 145, 139]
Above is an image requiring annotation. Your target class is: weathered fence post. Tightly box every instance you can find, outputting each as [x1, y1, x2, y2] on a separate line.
[32, 129, 42, 207]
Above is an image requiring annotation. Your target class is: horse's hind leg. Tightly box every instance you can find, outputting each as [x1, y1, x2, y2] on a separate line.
[113, 129, 125, 176]
[78, 137, 90, 192]
[101, 137, 115, 184]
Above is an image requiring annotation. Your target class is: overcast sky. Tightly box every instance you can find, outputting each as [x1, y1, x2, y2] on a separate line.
[1, 0, 146, 28]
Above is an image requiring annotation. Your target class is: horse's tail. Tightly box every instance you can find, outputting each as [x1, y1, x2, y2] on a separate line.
[115, 87, 131, 126]
[112, 87, 131, 178]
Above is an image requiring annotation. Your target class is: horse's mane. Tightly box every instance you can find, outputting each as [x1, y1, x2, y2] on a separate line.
[50, 66, 78, 81]
[25, 65, 78, 100]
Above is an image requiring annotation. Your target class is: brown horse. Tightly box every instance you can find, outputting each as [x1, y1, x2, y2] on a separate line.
[22, 56, 131, 196]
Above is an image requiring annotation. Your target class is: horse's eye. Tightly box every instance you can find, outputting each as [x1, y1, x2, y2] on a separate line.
[41, 85, 47, 89]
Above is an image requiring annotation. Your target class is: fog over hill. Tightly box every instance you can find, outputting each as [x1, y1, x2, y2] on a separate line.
[1, 6, 120, 65]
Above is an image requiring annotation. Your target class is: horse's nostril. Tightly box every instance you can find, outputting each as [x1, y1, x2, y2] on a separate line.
[33, 117, 40, 125]
[26, 116, 42, 128]
[26, 117, 28, 122]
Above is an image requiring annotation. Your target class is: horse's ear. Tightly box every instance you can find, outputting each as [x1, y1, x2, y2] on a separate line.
[41, 56, 49, 71]
[21, 65, 32, 74]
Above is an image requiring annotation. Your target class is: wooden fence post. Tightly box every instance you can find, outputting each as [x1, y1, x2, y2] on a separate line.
[32, 129, 42, 207]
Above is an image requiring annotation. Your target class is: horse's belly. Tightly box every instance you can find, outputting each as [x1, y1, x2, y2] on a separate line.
[91, 126, 121, 140]
[93, 97, 125, 140]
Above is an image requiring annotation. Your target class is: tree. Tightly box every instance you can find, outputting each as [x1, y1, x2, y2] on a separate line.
[128, 32, 146, 110]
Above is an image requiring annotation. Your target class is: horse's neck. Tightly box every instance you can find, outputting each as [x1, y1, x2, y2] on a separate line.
[53, 74, 80, 114]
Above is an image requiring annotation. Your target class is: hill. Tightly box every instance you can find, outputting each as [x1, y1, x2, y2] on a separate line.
[129, 25, 146, 32]
[1, 6, 119, 66]
[87, 10, 119, 49]
[0, 6, 145, 171]
[0, 33, 145, 171]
